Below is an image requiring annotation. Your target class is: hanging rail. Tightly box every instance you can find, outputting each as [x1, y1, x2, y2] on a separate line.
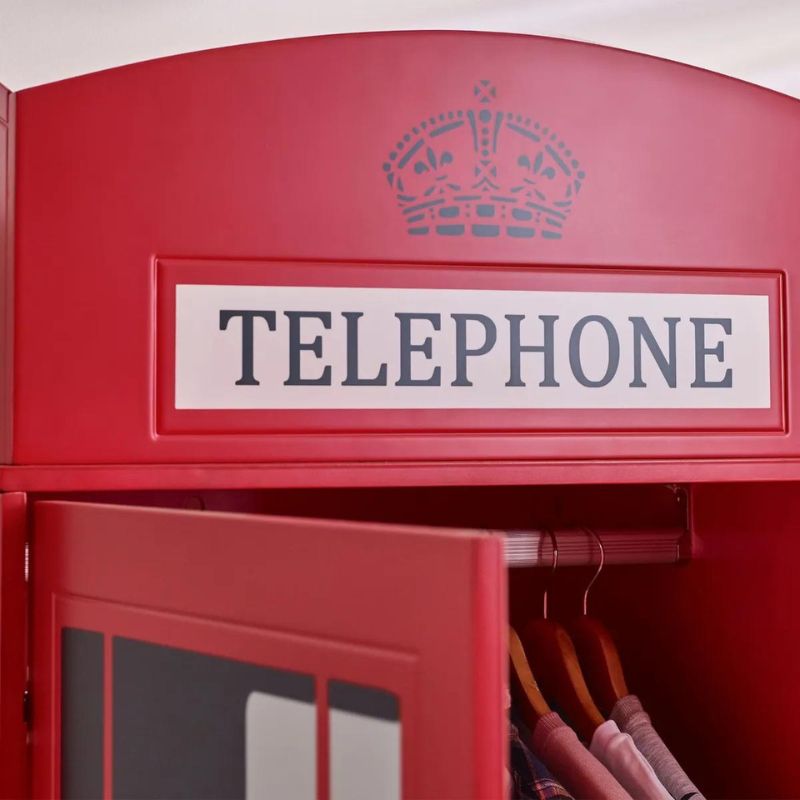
[503, 527, 688, 568]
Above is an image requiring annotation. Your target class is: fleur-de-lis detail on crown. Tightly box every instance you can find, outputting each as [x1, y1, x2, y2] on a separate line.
[382, 81, 585, 239]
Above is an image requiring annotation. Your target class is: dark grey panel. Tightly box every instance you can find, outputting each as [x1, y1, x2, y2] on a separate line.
[61, 627, 104, 800]
[113, 637, 314, 800]
[328, 680, 399, 721]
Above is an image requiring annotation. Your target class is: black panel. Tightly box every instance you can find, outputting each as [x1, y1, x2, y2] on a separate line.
[61, 627, 104, 800]
[329, 679, 399, 721]
[113, 637, 314, 800]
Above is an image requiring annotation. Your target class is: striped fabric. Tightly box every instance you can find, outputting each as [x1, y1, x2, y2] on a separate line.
[510, 722, 574, 800]
[611, 695, 704, 800]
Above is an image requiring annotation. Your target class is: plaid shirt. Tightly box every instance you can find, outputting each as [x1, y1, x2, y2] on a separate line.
[510, 722, 574, 800]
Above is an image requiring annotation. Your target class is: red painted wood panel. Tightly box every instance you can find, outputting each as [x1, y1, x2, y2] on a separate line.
[0, 492, 28, 798]
[0, 83, 8, 125]
[0, 84, 12, 464]
[9, 32, 800, 476]
[30, 500, 506, 799]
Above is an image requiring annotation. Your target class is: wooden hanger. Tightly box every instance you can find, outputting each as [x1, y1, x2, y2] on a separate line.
[569, 528, 629, 717]
[570, 616, 629, 718]
[508, 625, 550, 731]
[519, 530, 605, 743]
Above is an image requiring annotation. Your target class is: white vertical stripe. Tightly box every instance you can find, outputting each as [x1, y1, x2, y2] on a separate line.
[330, 709, 401, 800]
[245, 690, 316, 800]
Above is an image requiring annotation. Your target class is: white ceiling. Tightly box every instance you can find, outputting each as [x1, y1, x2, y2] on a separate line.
[0, 0, 798, 98]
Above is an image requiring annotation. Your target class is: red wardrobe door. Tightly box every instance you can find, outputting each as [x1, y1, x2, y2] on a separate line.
[30, 501, 506, 800]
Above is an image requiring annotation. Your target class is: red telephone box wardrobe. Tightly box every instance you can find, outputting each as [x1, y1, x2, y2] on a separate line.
[0, 30, 799, 799]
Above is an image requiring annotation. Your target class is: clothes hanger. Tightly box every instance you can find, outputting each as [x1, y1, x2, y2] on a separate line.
[508, 625, 551, 731]
[520, 530, 605, 743]
[569, 527, 630, 718]
[509, 528, 554, 730]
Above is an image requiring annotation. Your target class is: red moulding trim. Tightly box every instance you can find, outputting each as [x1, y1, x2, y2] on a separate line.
[155, 258, 785, 437]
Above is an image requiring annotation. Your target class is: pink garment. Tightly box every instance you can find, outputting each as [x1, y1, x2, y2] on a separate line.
[590, 720, 672, 800]
[532, 712, 633, 800]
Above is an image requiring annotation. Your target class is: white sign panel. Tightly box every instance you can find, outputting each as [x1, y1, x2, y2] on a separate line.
[174, 284, 771, 409]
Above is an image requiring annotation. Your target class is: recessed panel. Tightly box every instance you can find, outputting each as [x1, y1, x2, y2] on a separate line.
[158, 260, 784, 436]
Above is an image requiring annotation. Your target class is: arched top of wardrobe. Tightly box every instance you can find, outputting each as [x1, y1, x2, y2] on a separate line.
[2, 31, 799, 486]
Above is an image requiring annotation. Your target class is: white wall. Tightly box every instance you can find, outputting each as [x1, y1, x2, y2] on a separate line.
[0, 0, 798, 97]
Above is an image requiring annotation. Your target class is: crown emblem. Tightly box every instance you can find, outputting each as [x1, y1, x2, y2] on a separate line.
[382, 81, 585, 240]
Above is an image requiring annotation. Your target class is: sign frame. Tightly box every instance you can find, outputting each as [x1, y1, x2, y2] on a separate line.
[155, 259, 784, 437]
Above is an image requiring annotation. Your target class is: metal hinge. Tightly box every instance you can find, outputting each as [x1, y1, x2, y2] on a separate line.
[22, 685, 31, 727]
[23, 539, 32, 729]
